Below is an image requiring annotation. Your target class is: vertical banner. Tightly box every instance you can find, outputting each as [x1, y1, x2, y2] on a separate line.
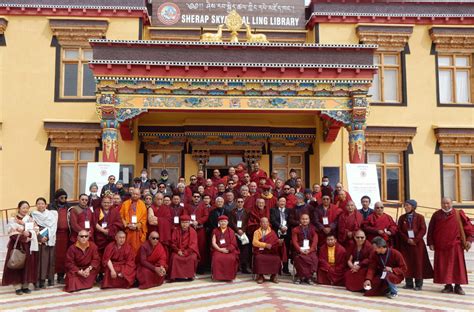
[85, 162, 120, 195]
[345, 163, 381, 209]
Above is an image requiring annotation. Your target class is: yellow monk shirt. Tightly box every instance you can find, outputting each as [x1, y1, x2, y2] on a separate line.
[327, 245, 336, 265]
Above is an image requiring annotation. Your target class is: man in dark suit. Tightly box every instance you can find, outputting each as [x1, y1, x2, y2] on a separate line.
[270, 196, 291, 274]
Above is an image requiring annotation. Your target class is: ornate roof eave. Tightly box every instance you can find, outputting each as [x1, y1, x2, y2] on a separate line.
[0, 4, 150, 24]
[434, 127, 474, 153]
[430, 27, 474, 52]
[0, 17, 7, 34]
[44, 121, 102, 148]
[357, 25, 413, 51]
[365, 126, 417, 152]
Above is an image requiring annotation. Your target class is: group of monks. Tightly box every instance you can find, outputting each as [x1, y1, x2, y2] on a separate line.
[3, 163, 473, 299]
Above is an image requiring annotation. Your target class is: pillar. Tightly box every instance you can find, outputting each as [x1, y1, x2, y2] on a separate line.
[101, 119, 119, 162]
[347, 94, 368, 164]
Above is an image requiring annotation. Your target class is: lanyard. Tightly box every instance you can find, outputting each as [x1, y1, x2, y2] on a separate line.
[407, 213, 414, 229]
[262, 229, 266, 241]
[379, 249, 391, 268]
[323, 208, 328, 217]
[103, 209, 109, 222]
[302, 226, 308, 240]
[236, 209, 243, 221]
[83, 207, 89, 221]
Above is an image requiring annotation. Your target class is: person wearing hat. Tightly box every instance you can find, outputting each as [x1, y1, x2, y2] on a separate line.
[169, 215, 200, 281]
[101, 175, 118, 197]
[211, 215, 240, 281]
[48, 188, 70, 284]
[285, 169, 298, 188]
[88, 182, 102, 211]
[259, 184, 277, 210]
[397, 199, 433, 291]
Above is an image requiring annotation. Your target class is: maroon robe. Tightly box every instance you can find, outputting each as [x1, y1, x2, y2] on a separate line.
[169, 227, 200, 280]
[313, 204, 342, 247]
[246, 206, 270, 239]
[136, 240, 168, 289]
[362, 213, 398, 246]
[250, 169, 268, 183]
[64, 242, 100, 292]
[94, 207, 124, 256]
[101, 242, 136, 289]
[365, 248, 407, 296]
[338, 211, 363, 248]
[211, 227, 240, 281]
[185, 202, 210, 268]
[344, 240, 373, 291]
[284, 194, 297, 209]
[260, 195, 277, 210]
[317, 243, 346, 286]
[69, 206, 95, 243]
[55, 207, 69, 274]
[427, 209, 473, 285]
[291, 225, 318, 279]
[169, 204, 185, 228]
[2, 231, 38, 286]
[252, 229, 283, 275]
[397, 212, 433, 280]
[148, 204, 173, 246]
[243, 195, 256, 212]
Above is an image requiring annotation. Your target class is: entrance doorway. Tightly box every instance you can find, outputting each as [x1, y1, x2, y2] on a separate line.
[205, 154, 244, 179]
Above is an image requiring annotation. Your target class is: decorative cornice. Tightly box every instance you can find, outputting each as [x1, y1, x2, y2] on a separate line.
[430, 27, 474, 52]
[434, 127, 474, 153]
[0, 17, 7, 34]
[357, 25, 413, 51]
[49, 19, 108, 46]
[365, 126, 417, 151]
[44, 121, 101, 148]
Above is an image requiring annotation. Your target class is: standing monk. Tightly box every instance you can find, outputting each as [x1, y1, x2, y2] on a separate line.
[94, 196, 124, 260]
[120, 188, 147, 253]
[65, 230, 100, 292]
[313, 195, 342, 247]
[345, 230, 373, 292]
[136, 231, 168, 289]
[169, 215, 200, 281]
[362, 202, 397, 246]
[291, 214, 318, 285]
[428, 197, 473, 295]
[211, 215, 240, 281]
[101, 231, 136, 289]
[185, 192, 210, 272]
[364, 237, 407, 299]
[338, 201, 363, 248]
[397, 199, 433, 291]
[317, 234, 346, 286]
[147, 194, 173, 246]
[69, 194, 95, 243]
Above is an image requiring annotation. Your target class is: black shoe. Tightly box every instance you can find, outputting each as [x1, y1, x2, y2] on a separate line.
[403, 278, 414, 289]
[57, 273, 65, 284]
[15, 289, 23, 296]
[22, 288, 31, 294]
[241, 268, 251, 274]
[403, 284, 413, 289]
[38, 280, 46, 289]
[48, 280, 54, 287]
[454, 285, 465, 295]
[414, 286, 422, 291]
[95, 273, 104, 283]
[442, 284, 453, 293]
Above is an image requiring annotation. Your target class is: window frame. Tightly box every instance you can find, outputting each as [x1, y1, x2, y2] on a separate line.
[148, 150, 182, 184]
[59, 46, 95, 100]
[367, 151, 404, 204]
[442, 153, 474, 204]
[369, 51, 403, 105]
[437, 53, 472, 105]
[272, 151, 305, 185]
[56, 148, 95, 200]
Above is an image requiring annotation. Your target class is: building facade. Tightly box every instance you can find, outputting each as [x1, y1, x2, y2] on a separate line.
[0, 0, 473, 215]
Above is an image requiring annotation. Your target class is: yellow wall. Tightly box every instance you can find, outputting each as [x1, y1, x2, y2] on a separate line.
[0, 16, 140, 209]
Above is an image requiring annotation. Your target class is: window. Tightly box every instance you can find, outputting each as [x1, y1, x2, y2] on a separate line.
[442, 154, 474, 203]
[438, 54, 471, 104]
[149, 151, 181, 184]
[57, 149, 95, 200]
[61, 47, 95, 98]
[367, 152, 403, 203]
[272, 152, 304, 183]
[369, 52, 402, 103]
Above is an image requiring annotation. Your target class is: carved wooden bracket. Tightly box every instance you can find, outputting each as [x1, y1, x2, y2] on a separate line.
[366, 126, 417, 152]
[49, 19, 108, 46]
[357, 25, 413, 51]
[430, 27, 474, 53]
[44, 121, 101, 148]
[434, 127, 474, 153]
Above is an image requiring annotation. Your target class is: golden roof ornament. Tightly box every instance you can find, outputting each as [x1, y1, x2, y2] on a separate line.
[245, 23, 268, 43]
[225, 10, 243, 43]
[200, 24, 224, 42]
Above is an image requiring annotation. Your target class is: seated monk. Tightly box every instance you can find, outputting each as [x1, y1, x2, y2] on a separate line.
[101, 231, 136, 289]
[252, 217, 285, 284]
[136, 231, 168, 289]
[317, 234, 346, 286]
[362, 202, 397, 246]
[291, 213, 319, 285]
[364, 236, 407, 299]
[211, 215, 240, 281]
[169, 215, 200, 281]
[65, 230, 100, 292]
[345, 230, 373, 292]
[337, 201, 363, 249]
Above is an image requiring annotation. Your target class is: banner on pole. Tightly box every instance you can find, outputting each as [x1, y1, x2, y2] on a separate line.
[345, 163, 381, 209]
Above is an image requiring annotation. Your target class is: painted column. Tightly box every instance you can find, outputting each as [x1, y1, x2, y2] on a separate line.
[348, 95, 368, 164]
[101, 119, 119, 162]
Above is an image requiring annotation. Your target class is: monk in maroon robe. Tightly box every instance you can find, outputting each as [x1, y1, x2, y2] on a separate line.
[338, 201, 363, 248]
[65, 230, 100, 292]
[250, 162, 268, 183]
[362, 202, 397, 246]
[211, 215, 240, 281]
[69, 194, 96, 243]
[169, 194, 185, 228]
[94, 196, 124, 259]
[252, 217, 284, 284]
[291, 214, 318, 284]
[136, 231, 168, 289]
[313, 195, 342, 247]
[169, 215, 200, 281]
[259, 185, 277, 210]
[101, 231, 136, 289]
[397, 199, 433, 290]
[185, 192, 210, 271]
[147, 194, 173, 247]
[427, 197, 473, 295]
[247, 198, 270, 240]
[364, 236, 407, 298]
[318, 234, 346, 286]
[345, 230, 373, 292]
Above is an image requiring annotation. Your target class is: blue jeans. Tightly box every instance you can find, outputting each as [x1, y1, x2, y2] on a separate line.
[387, 280, 398, 295]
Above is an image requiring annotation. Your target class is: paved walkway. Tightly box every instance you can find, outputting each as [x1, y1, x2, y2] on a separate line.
[0, 273, 473, 311]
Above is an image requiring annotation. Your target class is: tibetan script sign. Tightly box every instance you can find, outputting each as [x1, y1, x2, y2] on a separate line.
[152, 0, 306, 29]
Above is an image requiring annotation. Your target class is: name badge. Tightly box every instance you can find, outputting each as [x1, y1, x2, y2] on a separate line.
[259, 247, 264, 251]
[191, 214, 196, 221]
[281, 220, 287, 227]
[219, 239, 226, 245]
[354, 261, 359, 266]
[237, 220, 243, 228]
[24, 222, 34, 231]
[323, 217, 329, 225]
[84, 220, 90, 229]
[408, 230, 415, 239]
[381, 271, 387, 279]
[174, 216, 179, 224]
[131, 215, 137, 224]
[302, 239, 310, 249]
[179, 202, 184, 207]
[102, 222, 107, 229]
[89, 206, 94, 213]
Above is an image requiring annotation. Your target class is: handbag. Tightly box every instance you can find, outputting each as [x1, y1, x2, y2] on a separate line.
[7, 234, 26, 270]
